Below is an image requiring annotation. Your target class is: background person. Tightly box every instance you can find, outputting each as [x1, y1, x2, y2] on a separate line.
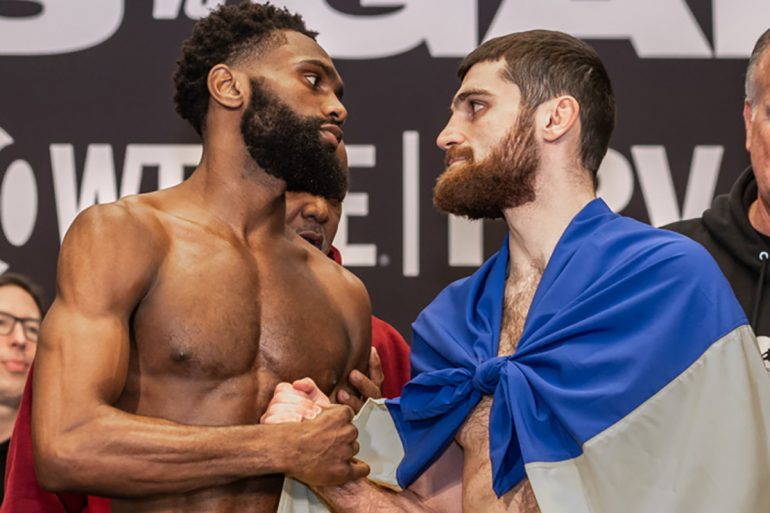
[0, 273, 43, 505]
[666, 28, 770, 365]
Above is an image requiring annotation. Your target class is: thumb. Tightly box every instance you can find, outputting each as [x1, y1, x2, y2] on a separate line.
[292, 377, 332, 406]
[350, 459, 370, 480]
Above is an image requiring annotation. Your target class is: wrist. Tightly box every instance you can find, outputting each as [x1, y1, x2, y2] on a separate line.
[253, 422, 302, 476]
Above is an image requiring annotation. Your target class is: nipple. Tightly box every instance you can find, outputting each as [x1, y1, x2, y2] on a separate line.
[171, 349, 191, 362]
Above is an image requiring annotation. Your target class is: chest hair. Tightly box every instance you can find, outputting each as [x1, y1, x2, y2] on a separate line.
[497, 266, 543, 357]
[458, 264, 544, 446]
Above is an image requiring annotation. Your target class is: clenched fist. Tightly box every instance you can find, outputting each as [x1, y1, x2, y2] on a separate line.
[282, 402, 370, 485]
[264, 378, 369, 486]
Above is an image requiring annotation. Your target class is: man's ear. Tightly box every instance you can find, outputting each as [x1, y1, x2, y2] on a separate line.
[207, 64, 245, 110]
[541, 95, 580, 143]
[744, 99, 753, 153]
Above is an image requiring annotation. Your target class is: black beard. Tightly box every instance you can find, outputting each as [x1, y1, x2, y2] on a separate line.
[433, 108, 540, 220]
[240, 79, 348, 200]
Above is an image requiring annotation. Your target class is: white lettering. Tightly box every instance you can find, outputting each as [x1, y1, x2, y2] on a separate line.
[596, 148, 634, 213]
[0, 127, 12, 151]
[486, 0, 712, 58]
[338, 193, 377, 266]
[0, 1, 123, 56]
[184, 0, 225, 19]
[51, 144, 118, 241]
[680, 146, 723, 220]
[449, 216, 483, 267]
[153, 0, 185, 19]
[1, 160, 37, 247]
[403, 131, 420, 277]
[275, 0, 476, 59]
[153, 0, 225, 19]
[121, 144, 202, 196]
[337, 144, 378, 266]
[632, 145, 722, 226]
[713, 0, 767, 58]
[0, 128, 16, 271]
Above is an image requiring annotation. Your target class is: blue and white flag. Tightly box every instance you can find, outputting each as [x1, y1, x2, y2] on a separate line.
[279, 199, 770, 513]
[370, 198, 770, 512]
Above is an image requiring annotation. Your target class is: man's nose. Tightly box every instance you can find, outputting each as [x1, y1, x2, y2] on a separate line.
[9, 321, 27, 349]
[436, 119, 465, 150]
[302, 197, 330, 224]
[323, 95, 347, 125]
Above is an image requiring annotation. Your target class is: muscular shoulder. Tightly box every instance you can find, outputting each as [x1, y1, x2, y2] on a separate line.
[57, 197, 167, 312]
[311, 244, 371, 313]
[301, 240, 372, 340]
[68, 196, 162, 238]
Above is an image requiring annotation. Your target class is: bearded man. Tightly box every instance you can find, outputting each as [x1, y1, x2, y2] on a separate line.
[265, 30, 770, 513]
[27, 3, 370, 513]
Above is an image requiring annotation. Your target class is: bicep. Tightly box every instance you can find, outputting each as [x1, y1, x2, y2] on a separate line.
[33, 204, 157, 433]
[35, 302, 131, 415]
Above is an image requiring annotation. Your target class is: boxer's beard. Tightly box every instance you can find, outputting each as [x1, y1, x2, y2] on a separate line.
[240, 79, 348, 200]
[433, 108, 540, 219]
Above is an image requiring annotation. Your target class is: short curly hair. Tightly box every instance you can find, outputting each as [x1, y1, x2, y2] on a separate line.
[173, 2, 318, 135]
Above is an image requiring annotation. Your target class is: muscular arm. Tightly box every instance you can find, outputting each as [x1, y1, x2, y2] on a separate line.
[33, 203, 365, 497]
[312, 440, 463, 513]
[264, 383, 463, 513]
[314, 480, 440, 513]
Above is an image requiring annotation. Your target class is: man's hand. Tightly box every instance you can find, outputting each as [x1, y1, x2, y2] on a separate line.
[260, 380, 330, 424]
[283, 403, 370, 486]
[261, 382, 369, 485]
[338, 346, 384, 413]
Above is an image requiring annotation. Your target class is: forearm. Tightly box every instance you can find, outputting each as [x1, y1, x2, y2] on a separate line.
[36, 405, 291, 497]
[313, 480, 438, 513]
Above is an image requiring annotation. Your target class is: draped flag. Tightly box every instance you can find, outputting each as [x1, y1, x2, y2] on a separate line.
[279, 199, 770, 513]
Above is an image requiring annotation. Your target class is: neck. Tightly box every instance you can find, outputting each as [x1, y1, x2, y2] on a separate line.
[749, 197, 770, 236]
[183, 134, 288, 242]
[502, 165, 595, 277]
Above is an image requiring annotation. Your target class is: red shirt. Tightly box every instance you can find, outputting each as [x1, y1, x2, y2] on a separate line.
[1, 365, 110, 513]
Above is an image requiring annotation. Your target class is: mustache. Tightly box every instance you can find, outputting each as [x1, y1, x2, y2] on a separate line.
[444, 146, 474, 167]
[293, 223, 324, 236]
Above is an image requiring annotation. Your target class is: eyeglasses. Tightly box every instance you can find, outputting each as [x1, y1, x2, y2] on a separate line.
[0, 310, 40, 342]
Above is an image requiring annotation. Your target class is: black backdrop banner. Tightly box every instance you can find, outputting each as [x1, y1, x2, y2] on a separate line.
[0, 0, 765, 336]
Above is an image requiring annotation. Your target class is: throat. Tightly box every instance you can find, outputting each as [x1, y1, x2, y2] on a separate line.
[498, 268, 542, 356]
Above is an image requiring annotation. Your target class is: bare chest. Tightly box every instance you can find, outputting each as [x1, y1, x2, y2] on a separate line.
[120, 235, 353, 420]
[457, 274, 536, 448]
[455, 271, 542, 512]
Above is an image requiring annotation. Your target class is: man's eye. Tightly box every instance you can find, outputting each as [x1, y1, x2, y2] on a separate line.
[304, 74, 319, 87]
[470, 101, 484, 114]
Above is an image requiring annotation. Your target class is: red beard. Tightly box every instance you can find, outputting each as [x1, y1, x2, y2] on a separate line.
[433, 108, 540, 220]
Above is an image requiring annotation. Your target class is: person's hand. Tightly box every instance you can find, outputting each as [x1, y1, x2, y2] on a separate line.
[337, 346, 384, 413]
[282, 402, 370, 486]
[261, 378, 331, 424]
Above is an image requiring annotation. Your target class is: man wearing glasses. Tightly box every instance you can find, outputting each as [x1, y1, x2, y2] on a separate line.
[0, 273, 43, 503]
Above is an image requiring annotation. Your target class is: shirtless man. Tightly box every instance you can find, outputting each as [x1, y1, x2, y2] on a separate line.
[31, 4, 370, 513]
[264, 30, 770, 513]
